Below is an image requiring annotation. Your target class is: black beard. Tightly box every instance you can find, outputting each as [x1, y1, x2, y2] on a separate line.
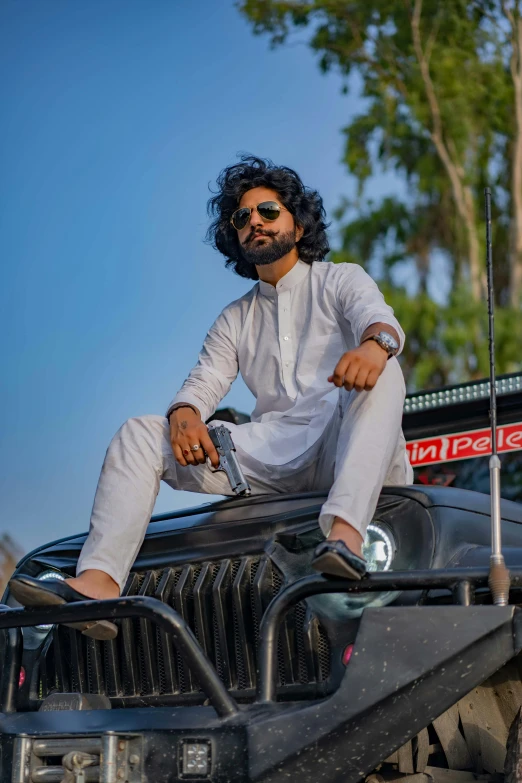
[239, 229, 297, 267]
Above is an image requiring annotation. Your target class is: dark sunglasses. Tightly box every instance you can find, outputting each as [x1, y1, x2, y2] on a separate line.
[230, 201, 289, 231]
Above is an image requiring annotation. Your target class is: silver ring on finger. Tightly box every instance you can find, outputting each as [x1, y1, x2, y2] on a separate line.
[191, 444, 200, 452]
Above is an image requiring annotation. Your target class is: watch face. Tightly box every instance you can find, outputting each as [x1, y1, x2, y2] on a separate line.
[379, 332, 398, 351]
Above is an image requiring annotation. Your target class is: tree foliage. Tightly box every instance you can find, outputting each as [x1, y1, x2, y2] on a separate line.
[239, 0, 522, 389]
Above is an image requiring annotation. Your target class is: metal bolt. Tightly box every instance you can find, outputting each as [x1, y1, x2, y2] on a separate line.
[117, 770, 124, 779]
[129, 754, 140, 765]
[118, 741, 125, 751]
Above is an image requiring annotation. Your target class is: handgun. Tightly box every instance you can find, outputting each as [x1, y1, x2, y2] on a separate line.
[207, 424, 251, 496]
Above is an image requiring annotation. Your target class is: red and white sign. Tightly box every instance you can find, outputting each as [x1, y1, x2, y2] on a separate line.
[406, 421, 522, 467]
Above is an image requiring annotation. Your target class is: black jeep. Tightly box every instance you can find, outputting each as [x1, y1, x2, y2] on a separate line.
[1, 372, 522, 783]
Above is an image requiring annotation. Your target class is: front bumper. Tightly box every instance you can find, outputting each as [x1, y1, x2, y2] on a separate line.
[1, 571, 522, 783]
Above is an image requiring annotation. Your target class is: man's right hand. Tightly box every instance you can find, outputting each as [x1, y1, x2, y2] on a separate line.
[169, 407, 220, 468]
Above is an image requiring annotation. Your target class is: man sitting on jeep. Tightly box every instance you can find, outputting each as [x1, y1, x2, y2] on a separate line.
[10, 155, 413, 640]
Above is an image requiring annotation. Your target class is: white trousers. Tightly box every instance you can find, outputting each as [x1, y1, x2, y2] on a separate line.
[77, 359, 413, 590]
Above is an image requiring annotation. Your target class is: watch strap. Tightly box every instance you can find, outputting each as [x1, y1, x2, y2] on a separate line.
[362, 332, 398, 358]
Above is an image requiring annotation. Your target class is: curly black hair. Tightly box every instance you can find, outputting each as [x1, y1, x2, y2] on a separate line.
[206, 155, 330, 280]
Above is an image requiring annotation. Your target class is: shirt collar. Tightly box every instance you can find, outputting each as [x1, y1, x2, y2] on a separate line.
[258, 259, 311, 298]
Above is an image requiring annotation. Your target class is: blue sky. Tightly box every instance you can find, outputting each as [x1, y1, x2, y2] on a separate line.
[1, 0, 397, 555]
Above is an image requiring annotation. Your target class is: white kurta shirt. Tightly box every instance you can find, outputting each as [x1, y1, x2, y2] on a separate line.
[168, 260, 404, 469]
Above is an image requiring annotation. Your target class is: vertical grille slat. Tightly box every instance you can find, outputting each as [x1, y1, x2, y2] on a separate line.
[316, 624, 331, 683]
[38, 554, 331, 705]
[155, 568, 178, 694]
[103, 638, 121, 696]
[273, 562, 297, 685]
[193, 563, 214, 658]
[120, 573, 140, 695]
[232, 557, 255, 690]
[68, 628, 87, 693]
[137, 571, 160, 695]
[301, 607, 318, 683]
[278, 611, 297, 685]
[39, 633, 54, 697]
[85, 637, 104, 694]
[173, 565, 195, 692]
[51, 625, 70, 693]
[212, 559, 234, 688]
[253, 559, 292, 686]
[252, 557, 271, 657]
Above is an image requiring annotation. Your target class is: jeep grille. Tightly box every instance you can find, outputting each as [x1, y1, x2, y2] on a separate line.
[36, 556, 331, 705]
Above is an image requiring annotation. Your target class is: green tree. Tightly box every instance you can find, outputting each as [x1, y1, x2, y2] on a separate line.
[239, 0, 522, 389]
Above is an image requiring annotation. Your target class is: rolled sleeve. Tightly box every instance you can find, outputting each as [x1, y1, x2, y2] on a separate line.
[336, 264, 405, 355]
[166, 306, 239, 423]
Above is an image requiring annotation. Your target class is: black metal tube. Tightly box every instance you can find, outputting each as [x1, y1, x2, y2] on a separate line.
[0, 625, 23, 713]
[484, 186, 510, 605]
[256, 567, 522, 702]
[32, 738, 102, 757]
[453, 580, 473, 607]
[32, 768, 100, 783]
[485, 187, 497, 456]
[0, 596, 238, 718]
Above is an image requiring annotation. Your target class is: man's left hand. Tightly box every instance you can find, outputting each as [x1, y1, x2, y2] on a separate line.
[328, 341, 388, 392]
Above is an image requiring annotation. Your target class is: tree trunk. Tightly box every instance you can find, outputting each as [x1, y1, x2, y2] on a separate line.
[506, 8, 522, 307]
[463, 185, 483, 303]
[411, 0, 483, 303]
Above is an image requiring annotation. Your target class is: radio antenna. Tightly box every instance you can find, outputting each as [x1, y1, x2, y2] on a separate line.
[485, 187, 510, 606]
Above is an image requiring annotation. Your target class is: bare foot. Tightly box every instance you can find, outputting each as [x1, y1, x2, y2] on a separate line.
[328, 517, 365, 558]
[66, 569, 120, 600]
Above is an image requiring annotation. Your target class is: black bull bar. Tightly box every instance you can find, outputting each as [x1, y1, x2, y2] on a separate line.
[2, 567, 522, 782]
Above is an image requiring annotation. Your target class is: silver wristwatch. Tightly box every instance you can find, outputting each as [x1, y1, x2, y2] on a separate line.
[363, 331, 399, 358]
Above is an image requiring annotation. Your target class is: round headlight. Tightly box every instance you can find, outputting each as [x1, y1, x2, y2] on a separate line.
[35, 571, 66, 630]
[308, 521, 398, 621]
[363, 523, 395, 572]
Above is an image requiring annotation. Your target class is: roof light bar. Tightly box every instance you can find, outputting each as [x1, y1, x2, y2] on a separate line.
[404, 374, 522, 414]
